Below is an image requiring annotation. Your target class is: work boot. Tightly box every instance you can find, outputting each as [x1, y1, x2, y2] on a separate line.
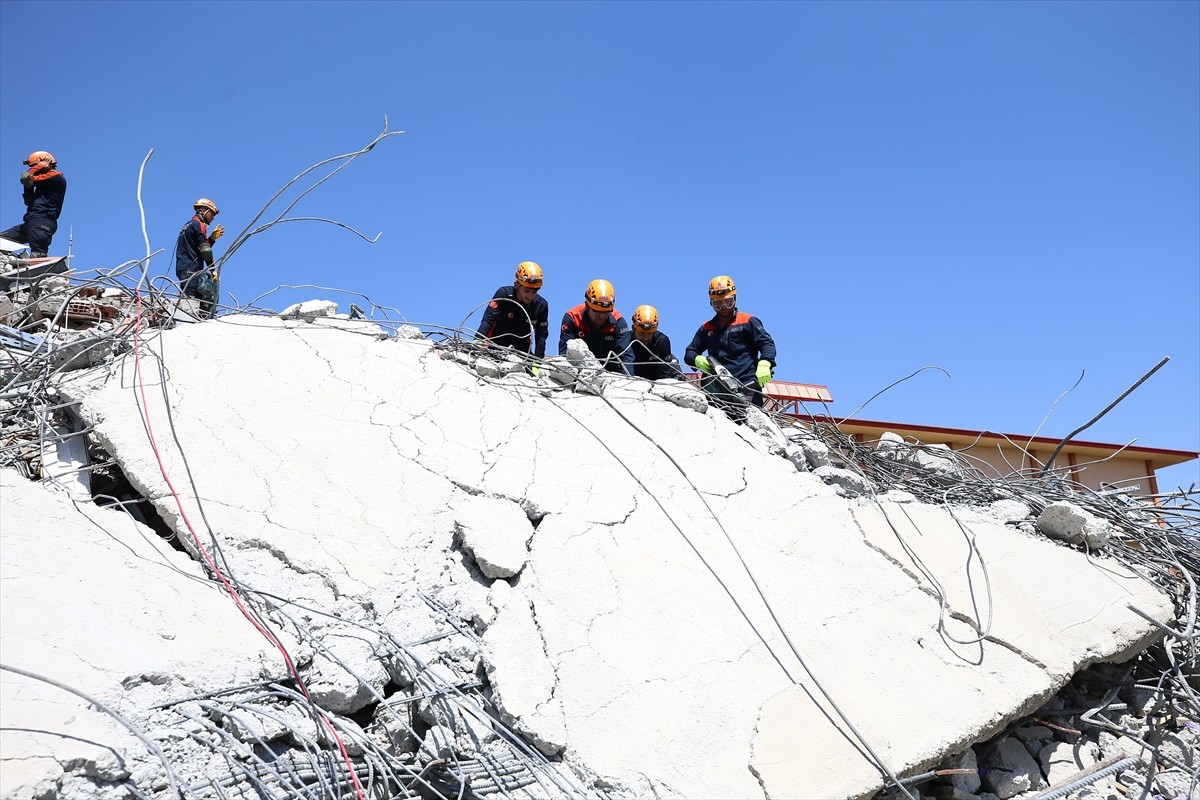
[30, 250, 47, 258]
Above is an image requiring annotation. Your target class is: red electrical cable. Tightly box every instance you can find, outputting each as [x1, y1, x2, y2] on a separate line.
[131, 291, 366, 799]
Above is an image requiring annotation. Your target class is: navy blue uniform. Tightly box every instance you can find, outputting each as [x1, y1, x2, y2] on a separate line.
[174, 215, 218, 313]
[559, 304, 634, 375]
[1, 168, 67, 256]
[632, 331, 682, 380]
[476, 285, 550, 357]
[684, 311, 777, 407]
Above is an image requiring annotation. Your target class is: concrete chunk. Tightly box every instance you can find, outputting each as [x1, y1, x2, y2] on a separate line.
[1037, 501, 1112, 549]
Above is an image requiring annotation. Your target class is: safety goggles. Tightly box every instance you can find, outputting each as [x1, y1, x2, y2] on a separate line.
[710, 296, 736, 310]
[587, 297, 614, 311]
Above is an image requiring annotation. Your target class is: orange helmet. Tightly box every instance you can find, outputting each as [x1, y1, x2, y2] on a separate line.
[632, 305, 659, 332]
[584, 279, 615, 312]
[23, 151, 56, 169]
[515, 261, 543, 289]
[194, 197, 219, 216]
[708, 275, 736, 301]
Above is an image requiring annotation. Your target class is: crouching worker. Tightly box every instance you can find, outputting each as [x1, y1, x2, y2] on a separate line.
[476, 261, 550, 373]
[685, 275, 777, 415]
[174, 198, 225, 319]
[558, 279, 634, 375]
[630, 305, 682, 380]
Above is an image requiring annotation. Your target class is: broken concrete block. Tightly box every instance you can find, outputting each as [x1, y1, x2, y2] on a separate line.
[783, 443, 810, 472]
[481, 594, 567, 757]
[1037, 739, 1098, 787]
[222, 703, 293, 743]
[980, 737, 1047, 798]
[280, 299, 338, 321]
[540, 356, 578, 386]
[801, 437, 831, 468]
[988, 499, 1031, 524]
[1037, 501, 1112, 549]
[440, 349, 473, 366]
[306, 632, 390, 714]
[497, 354, 527, 375]
[419, 723, 457, 761]
[395, 324, 426, 340]
[451, 493, 532, 579]
[943, 748, 981, 793]
[474, 358, 501, 379]
[649, 379, 709, 413]
[813, 465, 873, 497]
[564, 338, 602, 370]
[913, 443, 961, 476]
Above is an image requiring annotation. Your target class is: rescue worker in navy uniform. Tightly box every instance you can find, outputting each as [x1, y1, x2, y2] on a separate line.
[684, 275, 777, 409]
[476, 261, 550, 368]
[174, 198, 225, 319]
[1, 151, 67, 258]
[630, 304, 682, 381]
[558, 279, 634, 375]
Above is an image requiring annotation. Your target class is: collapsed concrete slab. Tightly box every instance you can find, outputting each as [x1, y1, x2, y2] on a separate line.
[0, 470, 280, 800]
[1, 312, 1175, 799]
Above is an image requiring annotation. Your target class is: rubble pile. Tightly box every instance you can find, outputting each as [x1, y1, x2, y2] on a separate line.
[1, 277, 1197, 800]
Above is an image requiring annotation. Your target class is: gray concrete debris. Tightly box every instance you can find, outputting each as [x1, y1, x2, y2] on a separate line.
[279, 299, 338, 321]
[649, 377, 709, 413]
[540, 355, 579, 386]
[783, 442, 811, 472]
[2, 304, 1193, 800]
[1037, 739, 1101, 787]
[396, 323, 426, 339]
[979, 737, 1048, 798]
[877, 430, 962, 476]
[1037, 500, 1113, 549]
[451, 492, 532, 579]
[814, 463, 874, 496]
[987, 498, 1031, 524]
[474, 357, 501, 378]
[563, 337, 602, 370]
[945, 748, 982, 793]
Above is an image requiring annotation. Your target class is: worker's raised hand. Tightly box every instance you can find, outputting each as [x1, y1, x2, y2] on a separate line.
[209, 224, 226, 243]
[19, 171, 33, 188]
[755, 360, 772, 388]
[693, 355, 711, 373]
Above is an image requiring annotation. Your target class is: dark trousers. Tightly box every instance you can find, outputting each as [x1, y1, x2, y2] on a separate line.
[180, 270, 218, 318]
[0, 216, 56, 256]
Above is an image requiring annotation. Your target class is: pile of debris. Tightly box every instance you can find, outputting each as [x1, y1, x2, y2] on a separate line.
[3, 278, 1197, 800]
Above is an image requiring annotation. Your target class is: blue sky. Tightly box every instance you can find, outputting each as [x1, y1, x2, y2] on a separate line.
[2, 0, 1197, 488]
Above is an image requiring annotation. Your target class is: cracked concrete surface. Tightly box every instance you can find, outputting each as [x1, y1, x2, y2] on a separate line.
[1, 313, 1176, 799]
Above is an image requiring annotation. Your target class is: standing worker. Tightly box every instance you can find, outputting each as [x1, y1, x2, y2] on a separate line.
[684, 275, 777, 408]
[558, 279, 634, 375]
[1, 151, 67, 258]
[476, 261, 550, 368]
[174, 198, 225, 319]
[630, 305, 682, 381]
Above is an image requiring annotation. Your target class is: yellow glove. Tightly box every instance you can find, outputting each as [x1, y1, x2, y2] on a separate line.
[209, 224, 225, 243]
[755, 360, 773, 388]
[530, 364, 541, 378]
[693, 355, 711, 373]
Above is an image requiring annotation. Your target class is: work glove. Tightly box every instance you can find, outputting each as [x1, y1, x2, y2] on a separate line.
[755, 360, 773, 388]
[209, 224, 225, 243]
[19, 171, 33, 188]
[693, 355, 711, 373]
[530, 364, 541, 378]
